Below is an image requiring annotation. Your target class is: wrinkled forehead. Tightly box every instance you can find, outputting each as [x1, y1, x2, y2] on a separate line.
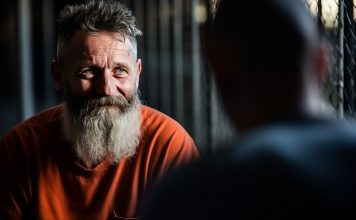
[85, 44, 132, 59]
[58, 31, 137, 60]
[83, 32, 135, 57]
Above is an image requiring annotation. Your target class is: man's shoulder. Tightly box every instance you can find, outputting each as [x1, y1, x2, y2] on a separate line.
[0, 105, 64, 163]
[180, 119, 356, 184]
[234, 119, 356, 157]
[140, 105, 187, 133]
[29, 104, 64, 122]
[144, 120, 356, 219]
[140, 105, 175, 121]
[138, 105, 198, 160]
[221, 119, 356, 188]
[1, 105, 63, 141]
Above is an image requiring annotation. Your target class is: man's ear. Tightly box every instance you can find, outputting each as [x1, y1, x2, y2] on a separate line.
[313, 39, 330, 82]
[51, 60, 64, 92]
[204, 38, 219, 71]
[204, 36, 231, 76]
[135, 59, 142, 89]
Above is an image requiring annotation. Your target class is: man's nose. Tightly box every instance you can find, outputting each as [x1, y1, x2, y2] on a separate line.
[95, 69, 117, 96]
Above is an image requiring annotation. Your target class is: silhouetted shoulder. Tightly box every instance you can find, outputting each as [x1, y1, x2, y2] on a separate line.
[144, 119, 356, 220]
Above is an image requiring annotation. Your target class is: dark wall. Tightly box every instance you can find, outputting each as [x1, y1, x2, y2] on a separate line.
[0, 1, 20, 137]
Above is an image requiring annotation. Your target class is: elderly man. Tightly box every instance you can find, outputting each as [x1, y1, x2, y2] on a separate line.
[0, 0, 198, 219]
[144, 0, 356, 219]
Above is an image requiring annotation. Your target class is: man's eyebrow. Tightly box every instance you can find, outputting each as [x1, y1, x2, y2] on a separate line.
[112, 61, 131, 69]
[73, 63, 92, 73]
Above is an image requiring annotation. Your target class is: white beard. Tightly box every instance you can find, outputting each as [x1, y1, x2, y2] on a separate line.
[62, 94, 142, 167]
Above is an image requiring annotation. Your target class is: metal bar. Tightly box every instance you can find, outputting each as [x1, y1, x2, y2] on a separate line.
[205, 0, 213, 155]
[19, 0, 35, 119]
[159, 0, 172, 115]
[192, 0, 204, 146]
[317, 0, 323, 32]
[146, 0, 159, 108]
[338, 0, 345, 119]
[173, 0, 184, 124]
[42, 0, 57, 108]
[342, 0, 355, 116]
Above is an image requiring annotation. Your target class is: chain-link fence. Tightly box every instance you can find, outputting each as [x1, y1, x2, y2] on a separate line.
[304, 0, 356, 119]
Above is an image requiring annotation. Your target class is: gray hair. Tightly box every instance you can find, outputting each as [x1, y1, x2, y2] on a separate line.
[56, 0, 142, 61]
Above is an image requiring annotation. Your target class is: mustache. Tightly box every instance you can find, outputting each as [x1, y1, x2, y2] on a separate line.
[86, 95, 130, 108]
[66, 93, 136, 119]
[82, 94, 134, 115]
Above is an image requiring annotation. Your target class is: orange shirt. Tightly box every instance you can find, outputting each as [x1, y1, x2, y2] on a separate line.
[0, 105, 199, 219]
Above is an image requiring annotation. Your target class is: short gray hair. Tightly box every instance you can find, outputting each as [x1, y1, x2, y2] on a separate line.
[56, 0, 142, 60]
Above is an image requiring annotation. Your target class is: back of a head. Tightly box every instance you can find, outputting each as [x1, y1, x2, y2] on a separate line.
[209, 0, 319, 75]
[206, 0, 322, 130]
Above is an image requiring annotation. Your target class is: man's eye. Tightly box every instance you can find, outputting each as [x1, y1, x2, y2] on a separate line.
[79, 69, 94, 79]
[113, 67, 128, 77]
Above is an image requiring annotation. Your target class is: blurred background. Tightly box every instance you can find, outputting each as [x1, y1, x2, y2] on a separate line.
[1, 0, 356, 155]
